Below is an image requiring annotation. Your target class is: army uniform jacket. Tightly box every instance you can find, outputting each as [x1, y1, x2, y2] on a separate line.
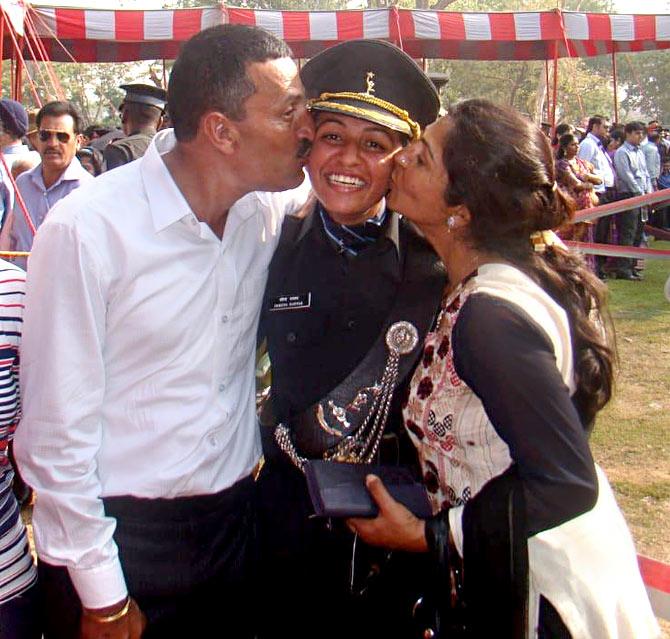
[260, 204, 443, 462]
[103, 128, 156, 171]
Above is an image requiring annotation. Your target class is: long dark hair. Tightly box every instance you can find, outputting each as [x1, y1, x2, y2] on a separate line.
[442, 99, 614, 426]
[556, 133, 578, 160]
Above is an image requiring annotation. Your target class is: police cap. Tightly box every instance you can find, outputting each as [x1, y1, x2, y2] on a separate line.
[119, 84, 167, 111]
[301, 40, 439, 140]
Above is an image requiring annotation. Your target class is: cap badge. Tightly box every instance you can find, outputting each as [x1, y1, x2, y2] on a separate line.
[365, 71, 376, 96]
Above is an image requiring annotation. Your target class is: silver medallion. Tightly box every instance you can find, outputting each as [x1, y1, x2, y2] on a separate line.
[385, 321, 419, 355]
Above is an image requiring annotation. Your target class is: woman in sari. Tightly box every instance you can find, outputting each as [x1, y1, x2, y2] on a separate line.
[555, 133, 601, 271]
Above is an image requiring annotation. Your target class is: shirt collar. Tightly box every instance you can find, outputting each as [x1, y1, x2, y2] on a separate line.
[624, 141, 640, 151]
[141, 129, 263, 234]
[29, 156, 89, 190]
[2, 143, 29, 155]
[141, 129, 195, 233]
[61, 156, 91, 182]
[296, 198, 401, 255]
[587, 132, 604, 147]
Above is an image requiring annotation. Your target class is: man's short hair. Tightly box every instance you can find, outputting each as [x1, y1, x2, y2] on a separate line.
[624, 121, 645, 135]
[586, 115, 607, 132]
[123, 102, 163, 129]
[610, 128, 625, 144]
[168, 24, 292, 142]
[36, 101, 82, 134]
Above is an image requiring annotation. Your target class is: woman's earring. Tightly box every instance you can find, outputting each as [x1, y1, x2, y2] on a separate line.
[397, 155, 409, 167]
[447, 216, 455, 232]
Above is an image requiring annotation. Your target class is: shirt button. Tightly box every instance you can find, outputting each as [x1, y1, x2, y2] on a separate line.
[218, 383, 226, 392]
[221, 315, 229, 323]
[286, 332, 297, 344]
[209, 434, 218, 447]
[346, 319, 356, 330]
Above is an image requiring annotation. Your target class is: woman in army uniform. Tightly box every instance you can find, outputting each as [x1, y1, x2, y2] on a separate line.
[257, 40, 442, 638]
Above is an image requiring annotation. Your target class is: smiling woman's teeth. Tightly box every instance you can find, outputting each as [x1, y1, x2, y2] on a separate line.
[327, 174, 364, 187]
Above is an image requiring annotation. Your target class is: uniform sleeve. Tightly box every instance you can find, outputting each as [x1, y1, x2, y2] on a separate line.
[13, 216, 128, 608]
[103, 143, 130, 172]
[451, 294, 597, 536]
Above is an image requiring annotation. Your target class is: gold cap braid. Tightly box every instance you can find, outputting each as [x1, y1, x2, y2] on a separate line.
[308, 91, 421, 140]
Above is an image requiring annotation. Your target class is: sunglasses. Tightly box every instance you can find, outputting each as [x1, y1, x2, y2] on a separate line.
[38, 129, 72, 143]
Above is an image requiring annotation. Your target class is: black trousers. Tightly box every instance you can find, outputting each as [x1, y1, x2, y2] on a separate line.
[595, 189, 618, 276]
[614, 195, 643, 275]
[257, 459, 429, 639]
[39, 476, 256, 639]
[0, 583, 42, 639]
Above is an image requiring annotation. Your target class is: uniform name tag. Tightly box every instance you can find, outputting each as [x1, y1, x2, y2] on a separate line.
[269, 293, 311, 311]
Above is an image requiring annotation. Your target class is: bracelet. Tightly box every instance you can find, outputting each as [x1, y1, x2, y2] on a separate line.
[84, 597, 131, 624]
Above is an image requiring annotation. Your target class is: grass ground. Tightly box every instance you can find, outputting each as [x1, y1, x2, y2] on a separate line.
[590, 240, 670, 636]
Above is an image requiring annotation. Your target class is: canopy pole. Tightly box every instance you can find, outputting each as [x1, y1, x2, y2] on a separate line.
[551, 46, 558, 135]
[611, 51, 619, 124]
[0, 12, 5, 97]
[11, 37, 24, 102]
[544, 59, 550, 123]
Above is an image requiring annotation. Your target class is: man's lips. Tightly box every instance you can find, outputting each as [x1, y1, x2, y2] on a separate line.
[297, 138, 312, 161]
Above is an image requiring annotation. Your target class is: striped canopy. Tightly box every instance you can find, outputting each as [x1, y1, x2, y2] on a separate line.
[5, 4, 670, 62]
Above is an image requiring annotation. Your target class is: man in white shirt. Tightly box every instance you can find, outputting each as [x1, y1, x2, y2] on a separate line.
[14, 24, 313, 639]
[578, 115, 616, 278]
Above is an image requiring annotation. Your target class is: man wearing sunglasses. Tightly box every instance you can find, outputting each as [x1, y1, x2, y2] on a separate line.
[8, 101, 91, 269]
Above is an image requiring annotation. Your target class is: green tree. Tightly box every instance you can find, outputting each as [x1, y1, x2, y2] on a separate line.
[616, 50, 670, 123]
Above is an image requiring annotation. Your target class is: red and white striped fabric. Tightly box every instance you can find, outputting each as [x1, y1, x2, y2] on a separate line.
[27, 6, 222, 62]
[0, 0, 27, 37]
[638, 555, 670, 621]
[11, 6, 670, 62]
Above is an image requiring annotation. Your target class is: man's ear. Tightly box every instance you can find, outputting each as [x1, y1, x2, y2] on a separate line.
[75, 134, 84, 151]
[200, 111, 239, 155]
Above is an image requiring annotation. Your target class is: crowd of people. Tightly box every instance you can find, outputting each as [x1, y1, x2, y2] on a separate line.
[551, 115, 669, 281]
[0, 23, 662, 639]
[0, 82, 168, 269]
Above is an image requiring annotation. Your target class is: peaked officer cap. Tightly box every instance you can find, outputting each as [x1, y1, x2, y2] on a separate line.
[119, 84, 167, 111]
[301, 40, 440, 140]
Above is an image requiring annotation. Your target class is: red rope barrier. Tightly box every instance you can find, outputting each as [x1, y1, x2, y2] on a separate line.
[566, 240, 670, 260]
[573, 189, 670, 223]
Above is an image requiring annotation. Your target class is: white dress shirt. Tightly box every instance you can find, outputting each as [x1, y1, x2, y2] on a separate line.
[14, 129, 309, 609]
[577, 132, 614, 191]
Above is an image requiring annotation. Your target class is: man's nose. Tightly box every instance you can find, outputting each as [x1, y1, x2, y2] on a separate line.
[296, 103, 315, 143]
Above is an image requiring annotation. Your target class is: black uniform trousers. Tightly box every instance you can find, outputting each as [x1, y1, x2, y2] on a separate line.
[38, 476, 256, 639]
[257, 458, 429, 639]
